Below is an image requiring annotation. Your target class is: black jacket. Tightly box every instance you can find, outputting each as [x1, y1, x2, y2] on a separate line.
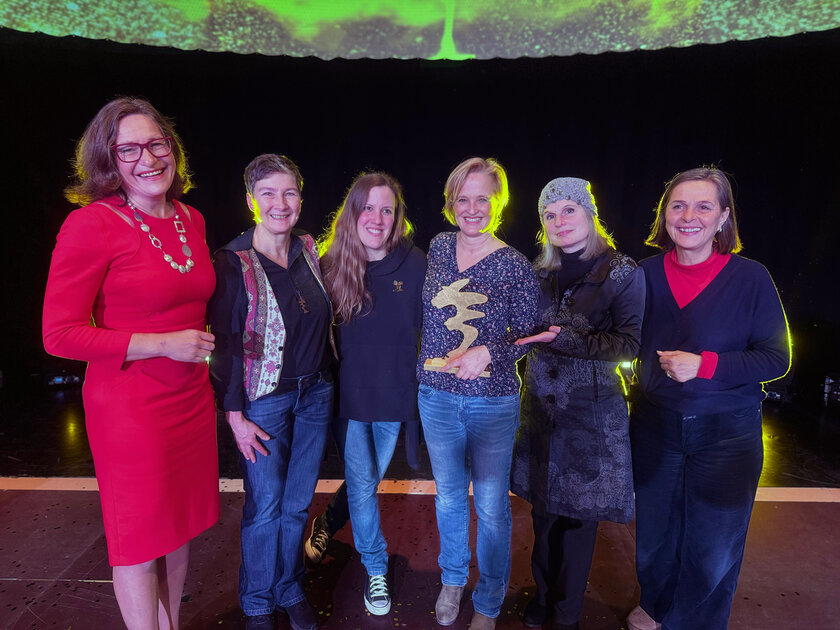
[511, 249, 645, 522]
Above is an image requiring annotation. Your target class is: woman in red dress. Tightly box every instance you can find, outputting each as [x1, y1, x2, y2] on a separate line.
[43, 97, 219, 629]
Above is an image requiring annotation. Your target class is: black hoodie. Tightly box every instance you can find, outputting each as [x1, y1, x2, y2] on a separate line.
[335, 240, 426, 424]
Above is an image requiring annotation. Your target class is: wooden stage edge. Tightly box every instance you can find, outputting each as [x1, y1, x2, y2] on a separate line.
[1, 477, 839, 502]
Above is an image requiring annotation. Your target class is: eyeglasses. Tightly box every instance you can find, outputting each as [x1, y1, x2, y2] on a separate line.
[111, 137, 173, 163]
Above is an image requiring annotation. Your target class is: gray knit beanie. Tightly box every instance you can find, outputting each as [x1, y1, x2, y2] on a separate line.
[538, 177, 597, 216]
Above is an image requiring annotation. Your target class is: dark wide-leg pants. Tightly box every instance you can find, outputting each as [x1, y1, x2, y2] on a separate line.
[630, 401, 763, 630]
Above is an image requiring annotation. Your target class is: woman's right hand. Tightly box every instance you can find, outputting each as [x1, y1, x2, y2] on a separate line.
[515, 326, 561, 345]
[657, 349, 701, 383]
[443, 345, 492, 380]
[126, 329, 215, 362]
[226, 410, 271, 463]
[159, 329, 216, 362]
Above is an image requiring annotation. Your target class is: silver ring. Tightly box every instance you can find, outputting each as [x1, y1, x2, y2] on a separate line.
[666, 371, 673, 379]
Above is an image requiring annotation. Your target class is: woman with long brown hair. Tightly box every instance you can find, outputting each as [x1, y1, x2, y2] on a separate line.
[307, 171, 425, 615]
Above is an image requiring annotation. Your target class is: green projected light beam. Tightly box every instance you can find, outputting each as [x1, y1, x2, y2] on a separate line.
[2, 0, 839, 59]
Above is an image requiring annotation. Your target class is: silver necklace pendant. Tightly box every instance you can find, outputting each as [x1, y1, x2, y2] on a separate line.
[127, 199, 195, 274]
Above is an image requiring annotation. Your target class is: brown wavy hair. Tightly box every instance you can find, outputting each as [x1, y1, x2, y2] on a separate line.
[646, 166, 742, 254]
[64, 97, 192, 206]
[318, 172, 413, 323]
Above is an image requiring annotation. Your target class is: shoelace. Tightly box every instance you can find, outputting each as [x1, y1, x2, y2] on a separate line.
[311, 527, 330, 552]
[368, 574, 388, 597]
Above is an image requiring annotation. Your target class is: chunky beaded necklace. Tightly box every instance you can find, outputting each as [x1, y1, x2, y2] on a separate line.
[127, 199, 195, 274]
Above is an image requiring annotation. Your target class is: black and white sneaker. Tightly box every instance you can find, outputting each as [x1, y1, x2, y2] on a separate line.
[304, 514, 331, 564]
[364, 574, 391, 615]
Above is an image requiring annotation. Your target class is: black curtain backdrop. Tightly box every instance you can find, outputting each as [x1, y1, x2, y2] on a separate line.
[2, 27, 838, 395]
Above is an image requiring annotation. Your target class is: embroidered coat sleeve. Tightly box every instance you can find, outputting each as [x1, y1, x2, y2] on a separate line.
[43, 205, 133, 371]
[208, 250, 247, 411]
[547, 265, 645, 362]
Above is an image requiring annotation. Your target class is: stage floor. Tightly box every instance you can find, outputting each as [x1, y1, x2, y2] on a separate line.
[1, 384, 839, 628]
[1, 484, 839, 629]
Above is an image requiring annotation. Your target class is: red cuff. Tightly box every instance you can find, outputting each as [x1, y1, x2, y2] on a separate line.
[697, 351, 718, 379]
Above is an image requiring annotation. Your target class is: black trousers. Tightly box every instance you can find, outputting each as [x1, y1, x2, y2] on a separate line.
[530, 507, 599, 625]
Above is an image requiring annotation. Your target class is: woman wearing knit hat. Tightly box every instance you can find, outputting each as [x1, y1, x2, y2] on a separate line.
[511, 177, 645, 630]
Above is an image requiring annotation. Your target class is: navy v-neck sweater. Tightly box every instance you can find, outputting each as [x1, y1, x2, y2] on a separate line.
[637, 253, 790, 415]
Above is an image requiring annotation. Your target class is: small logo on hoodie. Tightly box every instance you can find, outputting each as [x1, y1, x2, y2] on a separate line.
[393, 280, 404, 292]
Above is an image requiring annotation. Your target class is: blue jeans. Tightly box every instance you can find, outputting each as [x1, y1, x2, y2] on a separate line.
[344, 419, 401, 576]
[418, 384, 520, 619]
[238, 374, 333, 616]
[630, 400, 763, 630]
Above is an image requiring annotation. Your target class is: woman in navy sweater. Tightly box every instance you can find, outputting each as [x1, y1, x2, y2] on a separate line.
[311, 172, 426, 616]
[627, 168, 790, 630]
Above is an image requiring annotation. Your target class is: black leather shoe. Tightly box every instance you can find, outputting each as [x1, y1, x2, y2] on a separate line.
[523, 598, 548, 627]
[244, 613, 275, 629]
[281, 600, 318, 630]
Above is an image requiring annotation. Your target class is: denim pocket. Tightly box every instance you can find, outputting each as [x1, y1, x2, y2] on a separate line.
[480, 393, 519, 406]
[418, 383, 436, 398]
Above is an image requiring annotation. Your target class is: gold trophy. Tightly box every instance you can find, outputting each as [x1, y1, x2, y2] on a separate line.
[423, 278, 491, 377]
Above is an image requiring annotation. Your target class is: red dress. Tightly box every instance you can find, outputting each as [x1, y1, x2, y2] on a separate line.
[43, 195, 219, 566]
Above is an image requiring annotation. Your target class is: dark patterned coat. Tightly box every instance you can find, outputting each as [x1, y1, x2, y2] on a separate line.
[510, 249, 645, 523]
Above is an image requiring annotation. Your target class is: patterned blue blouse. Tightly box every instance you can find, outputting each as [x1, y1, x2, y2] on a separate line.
[417, 231, 539, 397]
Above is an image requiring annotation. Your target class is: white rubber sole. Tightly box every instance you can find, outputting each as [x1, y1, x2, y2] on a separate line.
[364, 597, 391, 615]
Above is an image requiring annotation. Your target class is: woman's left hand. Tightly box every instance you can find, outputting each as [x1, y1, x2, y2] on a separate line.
[443, 345, 492, 380]
[657, 350, 701, 383]
[515, 326, 562, 345]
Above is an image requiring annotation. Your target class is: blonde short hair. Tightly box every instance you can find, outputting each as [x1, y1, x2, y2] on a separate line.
[442, 157, 509, 234]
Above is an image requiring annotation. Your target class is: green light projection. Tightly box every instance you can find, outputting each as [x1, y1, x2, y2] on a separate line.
[2, 0, 838, 59]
